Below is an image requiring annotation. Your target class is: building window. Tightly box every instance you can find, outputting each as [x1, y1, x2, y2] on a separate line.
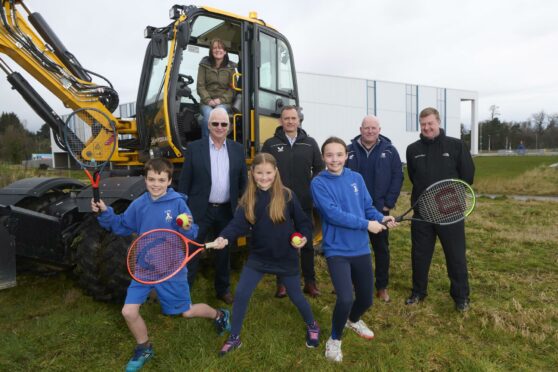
[367, 80, 376, 115]
[437, 88, 446, 129]
[406, 84, 418, 131]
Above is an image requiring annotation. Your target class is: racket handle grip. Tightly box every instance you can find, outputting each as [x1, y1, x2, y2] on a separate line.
[205, 239, 228, 249]
[93, 187, 100, 203]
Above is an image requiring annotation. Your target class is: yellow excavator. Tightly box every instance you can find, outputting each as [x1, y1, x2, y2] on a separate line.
[0, 0, 301, 301]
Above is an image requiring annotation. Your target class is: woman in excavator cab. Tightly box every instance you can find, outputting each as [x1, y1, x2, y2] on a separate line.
[196, 38, 237, 139]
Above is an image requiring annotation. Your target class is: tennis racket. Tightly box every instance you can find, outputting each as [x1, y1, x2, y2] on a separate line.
[63, 107, 117, 202]
[127, 228, 226, 285]
[394, 179, 475, 225]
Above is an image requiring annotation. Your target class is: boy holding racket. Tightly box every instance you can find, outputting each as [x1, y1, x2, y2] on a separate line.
[91, 158, 230, 372]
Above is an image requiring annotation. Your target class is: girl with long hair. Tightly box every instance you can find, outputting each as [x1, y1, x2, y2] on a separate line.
[210, 152, 320, 356]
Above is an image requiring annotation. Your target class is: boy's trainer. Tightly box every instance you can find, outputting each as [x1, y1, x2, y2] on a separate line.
[345, 319, 375, 340]
[325, 337, 342, 362]
[305, 320, 320, 348]
[219, 334, 242, 356]
[214, 308, 231, 336]
[125, 344, 154, 372]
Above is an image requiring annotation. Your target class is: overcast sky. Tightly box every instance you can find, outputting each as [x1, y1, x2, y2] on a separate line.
[1, 0, 557, 132]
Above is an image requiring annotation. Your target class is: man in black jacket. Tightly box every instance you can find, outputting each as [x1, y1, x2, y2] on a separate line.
[405, 107, 475, 311]
[261, 106, 324, 298]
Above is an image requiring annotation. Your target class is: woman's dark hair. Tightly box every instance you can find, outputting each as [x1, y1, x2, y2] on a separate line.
[208, 38, 230, 67]
[321, 136, 347, 155]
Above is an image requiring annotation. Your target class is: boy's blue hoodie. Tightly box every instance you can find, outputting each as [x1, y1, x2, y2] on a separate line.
[97, 188, 198, 240]
[311, 168, 383, 258]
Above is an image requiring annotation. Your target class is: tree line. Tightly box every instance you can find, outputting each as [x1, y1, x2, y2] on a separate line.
[462, 110, 558, 152]
[0, 112, 51, 163]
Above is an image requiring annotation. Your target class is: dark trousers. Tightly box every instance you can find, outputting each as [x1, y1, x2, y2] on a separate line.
[277, 208, 316, 286]
[187, 203, 233, 297]
[326, 254, 373, 340]
[369, 227, 390, 290]
[231, 265, 314, 335]
[410, 219, 469, 303]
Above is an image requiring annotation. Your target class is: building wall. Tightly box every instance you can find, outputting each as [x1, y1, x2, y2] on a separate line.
[297, 71, 478, 158]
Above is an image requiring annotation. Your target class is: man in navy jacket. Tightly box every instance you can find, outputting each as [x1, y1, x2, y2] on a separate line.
[346, 115, 403, 302]
[179, 108, 247, 304]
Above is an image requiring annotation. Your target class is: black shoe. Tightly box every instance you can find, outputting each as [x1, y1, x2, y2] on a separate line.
[405, 294, 425, 305]
[218, 293, 234, 305]
[455, 300, 470, 312]
[275, 284, 287, 298]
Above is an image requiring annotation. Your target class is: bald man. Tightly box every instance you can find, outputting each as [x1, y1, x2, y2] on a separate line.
[346, 115, 403, 302]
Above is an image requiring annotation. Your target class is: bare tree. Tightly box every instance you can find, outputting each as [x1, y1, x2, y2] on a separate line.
[488, 105, 501, 120]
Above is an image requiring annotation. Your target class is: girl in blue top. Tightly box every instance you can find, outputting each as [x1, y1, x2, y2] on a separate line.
[311, 137, 396, 363]
[210, 152, 320, 356]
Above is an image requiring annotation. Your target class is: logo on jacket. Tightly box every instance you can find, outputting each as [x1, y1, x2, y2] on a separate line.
[165, 210, 173, 223]
[380, 152, 386, 158]
[351, 183, 359, 193]
[442, 152, 450, 157]
[277, 146, 284, 153]
[415, 154, 426, 158]
[349, 154, 355, 159]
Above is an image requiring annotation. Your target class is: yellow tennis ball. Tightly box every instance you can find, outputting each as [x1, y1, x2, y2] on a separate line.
[291, 232, 303, 245]
[176, 213, 189, 227]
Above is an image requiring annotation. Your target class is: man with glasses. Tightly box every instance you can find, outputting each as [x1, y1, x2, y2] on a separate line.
[262, 105, 324, 298]
[179, 107, 247, 304]
[346, 115, 403, 303]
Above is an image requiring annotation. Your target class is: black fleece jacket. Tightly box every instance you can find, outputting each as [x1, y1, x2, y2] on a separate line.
[406, 129, 475, 205]
[261, 127, 324, 211]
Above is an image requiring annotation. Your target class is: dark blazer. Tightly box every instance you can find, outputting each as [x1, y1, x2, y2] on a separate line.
[178, 138, 247, 221]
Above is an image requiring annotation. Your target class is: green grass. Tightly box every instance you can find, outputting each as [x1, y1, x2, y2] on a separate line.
[0, 163, 86, 188]
[402, 155, 558, 195]
[1, 156, 558, 371]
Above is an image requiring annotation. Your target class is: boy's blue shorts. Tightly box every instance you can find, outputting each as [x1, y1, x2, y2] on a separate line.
[125, 268, 191, 315]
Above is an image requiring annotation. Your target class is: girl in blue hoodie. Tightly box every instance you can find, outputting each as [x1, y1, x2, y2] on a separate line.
[311, 137, 396, 363]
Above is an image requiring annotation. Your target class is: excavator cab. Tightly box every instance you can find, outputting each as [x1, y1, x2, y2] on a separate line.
[0, 2, 304, 301]
[136, 5, 300, 162]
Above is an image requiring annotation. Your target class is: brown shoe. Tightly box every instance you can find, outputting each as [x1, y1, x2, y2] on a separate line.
[376, 289, 390, 302]
[218, 292, 234, 305]
[303, 282, 321, 298]
[275, 284, 287, 298]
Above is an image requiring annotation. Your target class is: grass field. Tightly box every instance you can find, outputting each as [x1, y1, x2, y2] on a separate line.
[0, 163, 85, 188]
[1, 156, 557, 371]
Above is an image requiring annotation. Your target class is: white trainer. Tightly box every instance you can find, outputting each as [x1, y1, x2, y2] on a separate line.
[345, 319, 375, 340]
[325, 337, 343, 362]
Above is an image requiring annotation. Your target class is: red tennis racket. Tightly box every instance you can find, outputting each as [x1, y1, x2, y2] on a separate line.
[127, 229, 225, 285]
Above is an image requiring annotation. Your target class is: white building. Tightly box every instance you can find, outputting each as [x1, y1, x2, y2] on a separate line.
[297, 71, 478, 157]
[51, 72, 478, 166]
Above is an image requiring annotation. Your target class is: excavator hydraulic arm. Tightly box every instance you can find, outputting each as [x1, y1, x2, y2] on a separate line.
[0, 0, 139, 164]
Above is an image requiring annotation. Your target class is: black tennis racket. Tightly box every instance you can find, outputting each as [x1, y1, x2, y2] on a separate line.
[63, 107, 117, 202]
[394, 179, 475, 225]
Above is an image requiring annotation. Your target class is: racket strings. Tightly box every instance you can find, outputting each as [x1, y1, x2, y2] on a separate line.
[65, 109, 115, 168]
[128, 230, 189, 283]
[417, 181, 474, 224]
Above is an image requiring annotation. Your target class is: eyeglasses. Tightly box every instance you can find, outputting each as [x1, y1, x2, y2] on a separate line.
[210, 122, 229, 128]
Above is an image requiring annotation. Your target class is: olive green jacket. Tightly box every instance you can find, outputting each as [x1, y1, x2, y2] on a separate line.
[196, 57, 237, 105]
